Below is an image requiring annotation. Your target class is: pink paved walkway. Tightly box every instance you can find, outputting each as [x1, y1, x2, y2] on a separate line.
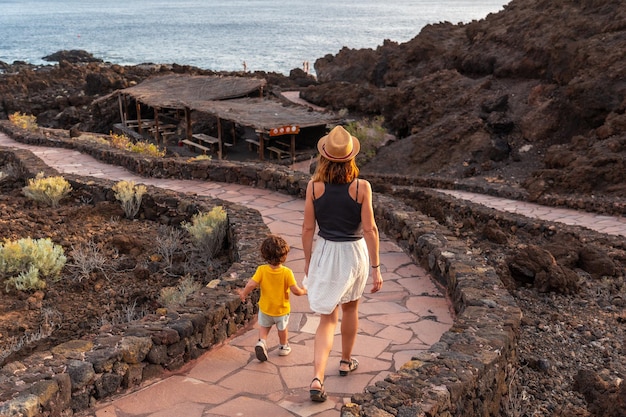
[437, 190, 626, 237]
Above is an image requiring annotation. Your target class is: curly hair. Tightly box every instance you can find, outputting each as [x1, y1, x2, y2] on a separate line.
[260, 234, 290, 266]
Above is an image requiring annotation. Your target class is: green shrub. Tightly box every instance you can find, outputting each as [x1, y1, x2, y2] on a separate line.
[181, 206, 228, 260]
[22, 173, 72, 208]
[5, 266, 45, 291]
[344, 116, 387, 163]
[1, 237, 67, 292]
[111, 180, 147, 219]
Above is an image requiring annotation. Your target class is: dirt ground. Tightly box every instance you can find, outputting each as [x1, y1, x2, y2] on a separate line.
[0, 176, 229, 366]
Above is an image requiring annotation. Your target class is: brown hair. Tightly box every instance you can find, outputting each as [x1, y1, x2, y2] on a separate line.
[311, 155, 359, 184]
[260, 234, 290, 266]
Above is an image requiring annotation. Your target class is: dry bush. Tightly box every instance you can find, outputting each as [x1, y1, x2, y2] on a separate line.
[0, 237, 67, 292]
[112, 180, 147, 219]
[22, 172, 72, 208]
[9, 112, 38, 131]
[181, 206, 228, 262]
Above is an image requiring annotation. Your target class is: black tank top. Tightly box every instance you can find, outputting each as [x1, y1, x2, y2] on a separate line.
[313, 181, 362, 242]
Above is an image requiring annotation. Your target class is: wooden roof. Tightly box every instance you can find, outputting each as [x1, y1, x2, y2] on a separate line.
[119, 74, 338, 134]
[189, 97, 339, 132]
[120, 74, 266, 109]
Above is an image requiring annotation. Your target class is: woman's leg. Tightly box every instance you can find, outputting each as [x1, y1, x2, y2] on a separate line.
[311, 306, 339, 388]
[339, 299, 359, 370]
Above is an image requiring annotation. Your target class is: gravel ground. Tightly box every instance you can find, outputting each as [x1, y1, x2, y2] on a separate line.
[506, 276, 626, 416]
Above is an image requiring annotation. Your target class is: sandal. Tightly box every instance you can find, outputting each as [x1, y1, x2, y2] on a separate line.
[309, 377, 327, 402]
[339, 358, 359, 376]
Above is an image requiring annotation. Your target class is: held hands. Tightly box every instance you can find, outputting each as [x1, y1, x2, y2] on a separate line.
[370, 268, 383, 293]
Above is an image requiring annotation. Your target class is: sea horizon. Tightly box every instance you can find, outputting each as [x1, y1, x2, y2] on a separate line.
[0, 0, 510, 75]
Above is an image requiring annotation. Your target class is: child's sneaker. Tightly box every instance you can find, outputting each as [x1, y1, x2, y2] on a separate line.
[255, 340, 268, 362]
[278, 344, 291, 356]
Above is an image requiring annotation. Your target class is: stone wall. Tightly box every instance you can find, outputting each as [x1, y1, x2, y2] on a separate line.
[0, 122, 531, 416]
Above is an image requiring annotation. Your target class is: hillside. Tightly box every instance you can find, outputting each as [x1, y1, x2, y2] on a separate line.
[302, 0, 626, 203]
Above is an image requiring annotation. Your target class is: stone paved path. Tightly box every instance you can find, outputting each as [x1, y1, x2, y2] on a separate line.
[2, 132, 625, 417]
[0, 133, 452, 417]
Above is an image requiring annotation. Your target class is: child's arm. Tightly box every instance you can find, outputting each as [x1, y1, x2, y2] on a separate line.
[237, 279, 259, 302]
[289, 284, 307, 296]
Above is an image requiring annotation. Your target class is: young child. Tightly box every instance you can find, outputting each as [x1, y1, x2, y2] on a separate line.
[237, 234, 307, 361]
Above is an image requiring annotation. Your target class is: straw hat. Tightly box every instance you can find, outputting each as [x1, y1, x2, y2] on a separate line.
[317, 126, 360, 162]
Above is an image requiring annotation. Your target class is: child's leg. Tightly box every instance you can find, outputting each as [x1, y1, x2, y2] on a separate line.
[276, 314, 291, 356]
[255, 313, 273, 362]
[277, 327, 288, 345]
[276, 314, 290, 345]
[259, 325, 271, 342]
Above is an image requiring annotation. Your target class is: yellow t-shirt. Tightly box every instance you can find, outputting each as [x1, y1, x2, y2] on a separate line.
[252, 264, 296, 316]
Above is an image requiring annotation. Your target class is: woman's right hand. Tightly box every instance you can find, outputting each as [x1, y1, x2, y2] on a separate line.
[370, 269, 383, 293]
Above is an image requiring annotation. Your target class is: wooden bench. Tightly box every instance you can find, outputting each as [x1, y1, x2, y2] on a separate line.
[161, 131, 177, 138]
[124, 119, 154, 129]
[192, 133, 219, 146]
[245, 138, 260, 152]
[149, 124, 176, 132]
[276, 140, 291, 149]
[181, 139, 211, 154]
[267, 146, 288, 159]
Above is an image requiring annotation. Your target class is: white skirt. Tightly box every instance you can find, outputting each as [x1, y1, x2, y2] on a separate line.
[304, 237, 369, 314]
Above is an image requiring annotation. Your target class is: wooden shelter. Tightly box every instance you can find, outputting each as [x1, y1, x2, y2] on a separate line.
[115, 74, 338, 160]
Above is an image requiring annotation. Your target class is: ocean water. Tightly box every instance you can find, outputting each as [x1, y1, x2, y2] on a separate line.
[0, 0, 509, 75]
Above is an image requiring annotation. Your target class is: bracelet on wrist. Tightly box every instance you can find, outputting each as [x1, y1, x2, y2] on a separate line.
[371, 264, 380, 268]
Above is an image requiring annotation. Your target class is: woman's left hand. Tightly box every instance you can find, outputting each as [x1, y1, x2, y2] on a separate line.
[370, 269, 383, 293]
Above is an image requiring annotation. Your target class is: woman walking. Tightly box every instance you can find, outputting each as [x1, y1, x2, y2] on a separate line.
[302, 125, 383, 402]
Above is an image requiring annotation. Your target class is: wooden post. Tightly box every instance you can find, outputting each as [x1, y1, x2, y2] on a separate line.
[231, 123, 236, 145]
[118, 94, 125, 126]
[290, 134, 296, 164]
[185, 107, 192, 140]
[217, 117, 223, 159]
[123, 94, 129, 125]
[136, 102, 143, 134]
[258, 131, 265, 161]
[154, 108, 160, 146]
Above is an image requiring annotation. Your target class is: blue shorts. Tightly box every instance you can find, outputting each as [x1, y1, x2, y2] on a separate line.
[258, 311, 290, 331]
